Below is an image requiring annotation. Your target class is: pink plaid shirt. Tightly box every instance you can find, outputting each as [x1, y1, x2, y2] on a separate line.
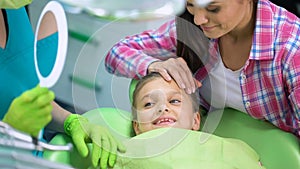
[105, 0, 300, 137]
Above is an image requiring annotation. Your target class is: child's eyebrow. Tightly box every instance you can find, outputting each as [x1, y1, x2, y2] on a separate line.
[169, 91, 182, 95]
[166, 91, 185, 99]
[140, 94, 152, 101]
[139, 90, 182, 100]
[139, 92, 161, 102]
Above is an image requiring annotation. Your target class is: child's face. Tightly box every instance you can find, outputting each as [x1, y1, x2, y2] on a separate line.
[133, 78, 200, 135]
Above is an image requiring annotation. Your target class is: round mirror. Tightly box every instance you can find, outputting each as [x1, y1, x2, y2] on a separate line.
[34, 1, 68, 88]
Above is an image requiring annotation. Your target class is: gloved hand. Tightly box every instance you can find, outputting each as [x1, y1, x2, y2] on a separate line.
[64, 114, 126, 169]
[2, 84, 55, 137]
[0, 0, 33, 9]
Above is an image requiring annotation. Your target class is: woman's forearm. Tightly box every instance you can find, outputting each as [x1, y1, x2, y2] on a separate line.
[46, 101, 72, 133]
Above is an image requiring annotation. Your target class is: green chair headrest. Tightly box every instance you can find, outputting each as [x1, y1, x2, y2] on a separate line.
[129, 79, 138, 104]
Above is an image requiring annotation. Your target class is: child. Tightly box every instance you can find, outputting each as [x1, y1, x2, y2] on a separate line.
[113, 73, 265, 169]
[132, 72, 201, 135]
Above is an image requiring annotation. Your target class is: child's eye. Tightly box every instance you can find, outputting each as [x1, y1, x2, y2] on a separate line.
[144, 102, 154, 108]
[170, 99, 181, 104]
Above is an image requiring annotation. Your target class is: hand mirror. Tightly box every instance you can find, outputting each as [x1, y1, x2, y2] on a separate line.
[34, 1, 68, 88]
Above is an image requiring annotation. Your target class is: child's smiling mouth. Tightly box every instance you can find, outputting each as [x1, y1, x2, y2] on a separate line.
[153, 117, 176, 126]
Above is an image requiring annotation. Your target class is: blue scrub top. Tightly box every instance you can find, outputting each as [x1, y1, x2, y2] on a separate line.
[0, 7, 57, 119]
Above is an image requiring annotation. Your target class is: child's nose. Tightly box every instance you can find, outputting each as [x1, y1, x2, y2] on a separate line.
[158, 108, 169, 113]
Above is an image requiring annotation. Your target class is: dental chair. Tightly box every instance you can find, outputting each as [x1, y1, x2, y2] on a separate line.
[0, 121, 73, 169]
[43, 80, 299, 169]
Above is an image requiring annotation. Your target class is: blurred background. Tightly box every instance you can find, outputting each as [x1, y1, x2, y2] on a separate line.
[271, 0, 300, 17]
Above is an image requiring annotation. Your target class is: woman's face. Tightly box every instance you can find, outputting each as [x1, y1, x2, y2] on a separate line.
[133, 77, 200, 135]
[186, 0, 253, 38]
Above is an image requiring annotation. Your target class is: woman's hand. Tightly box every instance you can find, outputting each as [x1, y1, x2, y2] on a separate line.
[148, 57, 202, 94]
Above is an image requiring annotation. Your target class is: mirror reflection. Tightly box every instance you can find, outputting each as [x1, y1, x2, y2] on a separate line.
[36, 11, 58, 78]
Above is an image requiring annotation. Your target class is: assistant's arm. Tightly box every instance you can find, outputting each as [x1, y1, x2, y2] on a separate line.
[46, 101, 70, 132]
[284, 49, 300, 137]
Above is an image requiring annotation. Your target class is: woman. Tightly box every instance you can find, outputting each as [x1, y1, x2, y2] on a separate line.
[105, 0, 300, 138]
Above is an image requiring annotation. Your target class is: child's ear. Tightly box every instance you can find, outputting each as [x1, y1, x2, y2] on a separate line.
[133, 121, 141, 135]
[192, 111, 201, 131]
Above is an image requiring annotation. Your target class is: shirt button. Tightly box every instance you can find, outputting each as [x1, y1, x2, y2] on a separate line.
[245, 101, 251, 108]
[242, 75, 246, 80]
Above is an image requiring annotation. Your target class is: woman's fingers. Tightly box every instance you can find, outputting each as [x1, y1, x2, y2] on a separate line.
[148, 57, 200, 94]
[148, 61, 172, 81]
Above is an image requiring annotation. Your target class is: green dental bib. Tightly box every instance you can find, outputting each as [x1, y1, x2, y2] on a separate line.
[114, 128, 264, 169]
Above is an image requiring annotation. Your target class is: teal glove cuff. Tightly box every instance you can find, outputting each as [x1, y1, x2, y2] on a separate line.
[64, 114, 88, 136]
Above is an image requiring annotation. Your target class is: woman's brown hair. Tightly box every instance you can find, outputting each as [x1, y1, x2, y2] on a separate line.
[175, 9, 209, 73]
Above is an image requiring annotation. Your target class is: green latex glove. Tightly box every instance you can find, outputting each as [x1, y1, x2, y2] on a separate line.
[2, 84, 55, 137]
[64, 114, 126, 168]
[0, 0, 32, 9]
